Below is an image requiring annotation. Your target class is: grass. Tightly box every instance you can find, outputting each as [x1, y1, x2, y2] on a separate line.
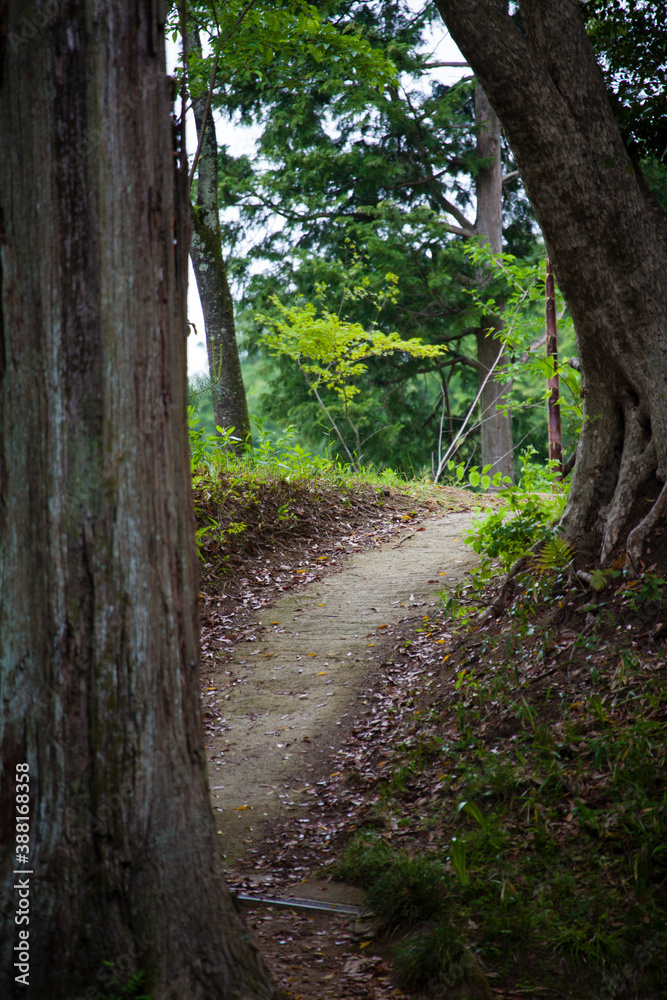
[188, 407, 471, 591]
[329, 561, 667, 997]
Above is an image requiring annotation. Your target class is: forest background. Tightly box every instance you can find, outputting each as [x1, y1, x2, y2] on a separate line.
[178, 0, 667, 483]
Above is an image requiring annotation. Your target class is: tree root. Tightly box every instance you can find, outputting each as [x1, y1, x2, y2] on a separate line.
[484, 540, 546, 618]
[626, 477, 667, 577]
[600, 401, 655, 564]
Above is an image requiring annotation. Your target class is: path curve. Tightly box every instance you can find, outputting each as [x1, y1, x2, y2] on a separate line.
[204, 510, 477, 858]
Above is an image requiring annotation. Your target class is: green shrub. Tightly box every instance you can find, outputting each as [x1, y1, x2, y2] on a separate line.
[335, 832, 446, 931]
[392, 920, 466, 991]
[333, 831, 394, 890]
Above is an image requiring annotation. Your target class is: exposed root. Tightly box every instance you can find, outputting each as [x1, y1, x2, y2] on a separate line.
[626, 476, 667, 577]
[485, 540, 546, 619]
[600, 401, 655, 563]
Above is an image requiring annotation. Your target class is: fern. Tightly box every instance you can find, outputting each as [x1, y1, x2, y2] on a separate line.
[532, 536, 574, 575]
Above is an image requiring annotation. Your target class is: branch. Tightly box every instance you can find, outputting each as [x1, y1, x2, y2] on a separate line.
[433, 340, 506, 482]
[300, 368, 357, 469]
[441, 221, 477, 238]
[519, 332, 546, 363]
[246, 189, 373, 225]
[398, 87, 476, 232]
[423, 60, 471, 68]
[502, 170, 520, 184]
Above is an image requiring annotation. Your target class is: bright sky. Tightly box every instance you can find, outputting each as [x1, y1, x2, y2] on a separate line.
[166, 11, 466, 376]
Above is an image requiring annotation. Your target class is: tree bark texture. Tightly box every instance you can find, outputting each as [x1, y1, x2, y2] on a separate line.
[189, 30, 251, 450]
[434, 0, 667, 569]
[474, 86, 515, 483]
[0, 4, 274, 998]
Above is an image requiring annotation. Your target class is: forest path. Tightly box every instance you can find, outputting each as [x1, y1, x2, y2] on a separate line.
[204, 510, 477, 860]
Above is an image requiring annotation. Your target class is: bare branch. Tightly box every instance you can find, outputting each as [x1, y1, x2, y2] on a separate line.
[441, 221, 476, 238]
[423, 60, 470, 68]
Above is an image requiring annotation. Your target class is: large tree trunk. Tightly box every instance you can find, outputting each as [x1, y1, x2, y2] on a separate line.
[434, 0, 667, 571]
[474, 86, 515, 483]
[0, 4, 274, 997]
[188, 30, 251, 450]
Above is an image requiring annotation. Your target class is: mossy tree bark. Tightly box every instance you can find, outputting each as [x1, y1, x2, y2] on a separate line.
[188, 29, 251, 451]
[434, 0, 667, 571]
[474, 86, 515, 483]
[0, 3, 274, 997]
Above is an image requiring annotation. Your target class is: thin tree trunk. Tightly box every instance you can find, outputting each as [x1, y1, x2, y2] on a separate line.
[188, 29, 251, 451]
[435, 0, 667, 570]
[0, 5, 274, 997]
[474, 86, 515, 483]
[545, 258, 563, 476]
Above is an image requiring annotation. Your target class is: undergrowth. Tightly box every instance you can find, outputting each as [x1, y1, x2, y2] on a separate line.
[331, 485, 667, 999]
[189, 409, 465, 590]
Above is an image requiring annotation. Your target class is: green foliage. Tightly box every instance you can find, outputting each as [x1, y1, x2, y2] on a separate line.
[258, 277, 443, 406]
[392, 921, 467, 992]
[99, 965, 152, 1000]
[463, 243, 583, 454]
[465, 494, 567, 579]
[188, 405, 244, 476]
[446, 460, 512, 492]
[333, 830, 394, 890]
[179, 1, 395, 110]
[335, 832, 446, 930]
[257, 269, 445, 467]
[212, 0, 543, 474]
[580, 0, 667, 160]
[363, 598, 667, 991]
[449, 836, 468, 886]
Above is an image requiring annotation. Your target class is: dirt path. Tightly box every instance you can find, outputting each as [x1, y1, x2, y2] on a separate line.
[204, 509, 477, 859]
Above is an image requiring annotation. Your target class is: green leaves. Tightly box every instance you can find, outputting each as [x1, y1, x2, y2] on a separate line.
[447, 461, 511, 493]
[457, 800, 487, 830]
[450, 837, 468, 886]
[259, 291, 445, 405]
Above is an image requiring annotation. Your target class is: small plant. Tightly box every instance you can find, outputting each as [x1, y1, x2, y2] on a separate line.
[445, 460, 512, 492]
[366, 853, 447, 930]
[335, 833, 446, 931]
[449, 837, 468, 886]
[99, 965, 152, 1000]
[392, 920, 467, 991]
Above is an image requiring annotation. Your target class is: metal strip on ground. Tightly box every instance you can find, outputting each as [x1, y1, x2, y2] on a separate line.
[236, 892, 364, 916]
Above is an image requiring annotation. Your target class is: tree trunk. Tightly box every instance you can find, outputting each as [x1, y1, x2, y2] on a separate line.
[545, 258, 563, 476]
[474, 87, 515, 483]
[434, 0, 667, 570]
[0, 5, 274, 998]
[188, 30, 251, 450]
